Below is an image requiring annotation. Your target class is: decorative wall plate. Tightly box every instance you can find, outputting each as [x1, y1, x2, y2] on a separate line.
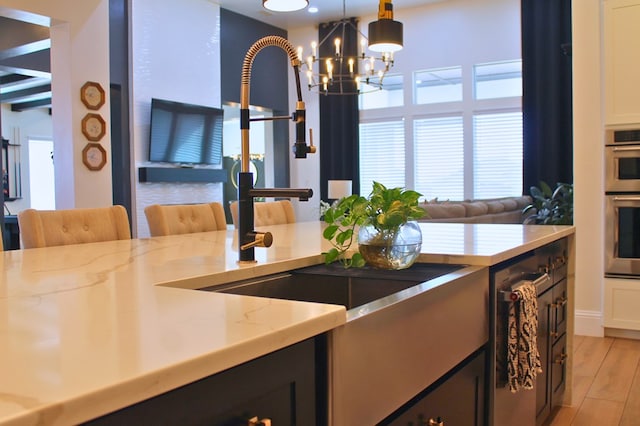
[82, 142, 107, 171]
[81, 113, 106, 141]
[80, 81, 106, 110]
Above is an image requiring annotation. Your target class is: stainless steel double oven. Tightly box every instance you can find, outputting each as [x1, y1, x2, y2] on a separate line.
[605, 127, 640, 277]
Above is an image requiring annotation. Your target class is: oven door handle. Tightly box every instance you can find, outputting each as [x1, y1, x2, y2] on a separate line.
[611, 195, 640, 202]
[499, 272, 550, 302]
[612, 145, 640, 152]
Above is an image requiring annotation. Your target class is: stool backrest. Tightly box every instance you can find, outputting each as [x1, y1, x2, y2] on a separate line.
[229, 200, 296, 228]
[18, 205, 131, 249]
[144, 202, 227, 237]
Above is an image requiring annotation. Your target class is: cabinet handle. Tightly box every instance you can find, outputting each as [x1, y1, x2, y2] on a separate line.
[248, 416, 272, 426]
[554, 352, 569, 365]
[428, 417, 444, 426]
[552, 297, 568, 309]
[550, 330, 559, 338]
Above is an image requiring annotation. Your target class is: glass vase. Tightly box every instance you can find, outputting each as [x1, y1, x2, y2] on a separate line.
[357, 221, 422, 270]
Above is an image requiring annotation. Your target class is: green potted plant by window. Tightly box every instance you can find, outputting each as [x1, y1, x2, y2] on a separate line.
[523, 181, 573, 225]
[322, 182, 426, 269]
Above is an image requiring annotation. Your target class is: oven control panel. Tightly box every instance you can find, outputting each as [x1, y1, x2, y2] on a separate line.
[606, 128, 640, 145]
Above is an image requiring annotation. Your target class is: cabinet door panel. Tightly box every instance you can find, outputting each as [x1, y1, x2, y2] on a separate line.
[85, 337, 320, 425]
[536, 289, 553, 423]
[551, 334, 568, 410]
[552, 279, 568, 342]
[382, 350, 485, 426]
[605, 0, 640, 124]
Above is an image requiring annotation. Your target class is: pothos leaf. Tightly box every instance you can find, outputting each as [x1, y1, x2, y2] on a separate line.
[323, 248, 339, 264]
[323, 224, 339, 240]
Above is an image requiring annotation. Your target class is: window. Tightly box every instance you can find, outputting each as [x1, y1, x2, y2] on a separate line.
[359, 120, 405, 194]
[359, 60, 522, 201]
[474, 60, 522, 100]
[414, 116, 464, 200]
[414, 67, 463, 104]
[473, 112, 523, 198]
[359, 74, 404, 110]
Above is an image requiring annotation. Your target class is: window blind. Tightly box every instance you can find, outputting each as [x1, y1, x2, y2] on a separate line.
[473, 112, 523, 198]
[359, 120, 405, 194]
[414, 116, 464, 200]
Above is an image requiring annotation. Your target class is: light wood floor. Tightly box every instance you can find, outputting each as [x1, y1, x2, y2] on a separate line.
[549, 335, 640, 426]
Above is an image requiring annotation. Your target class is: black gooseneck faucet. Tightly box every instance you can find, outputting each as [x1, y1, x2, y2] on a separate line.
[238, 36, 316, 263]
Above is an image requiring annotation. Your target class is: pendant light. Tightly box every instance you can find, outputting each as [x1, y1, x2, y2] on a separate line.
[368, 0, 403, 53]
[262, 0, 309, 12]
[297, 0, 399, 95]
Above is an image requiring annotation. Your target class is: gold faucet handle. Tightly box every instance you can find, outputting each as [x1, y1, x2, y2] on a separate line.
[308, 128, 317, 154]
[240, 231, 273, 251]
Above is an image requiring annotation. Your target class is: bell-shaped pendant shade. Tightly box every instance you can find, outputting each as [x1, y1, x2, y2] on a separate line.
[368, 19, 403, 52]
[262, 0, 308, 12]
[368, 0, 403, 53]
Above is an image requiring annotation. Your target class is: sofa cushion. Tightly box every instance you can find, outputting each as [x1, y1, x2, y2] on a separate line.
[486, 201, 506, 213]
[423, 202, 466, 219]
[462, 202, 489, 217]
[512, 196, 533, 209]
[499, 198, 518, 210]
[418, 196, 532, 224]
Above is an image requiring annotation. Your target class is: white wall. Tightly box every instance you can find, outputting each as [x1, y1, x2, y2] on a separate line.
[130, 0, 222, 237]
[572, 0, 605, 336]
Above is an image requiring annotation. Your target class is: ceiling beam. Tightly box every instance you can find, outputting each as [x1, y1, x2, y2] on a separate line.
[0, 48, 51, 74]
[0, 17, 49, 53]
[0, 39, 50, 62]
[10, 97, 51, 112]
[0, 74, 31, 85]
[0, 83, 51, 102]
[0, 7, 50, 27]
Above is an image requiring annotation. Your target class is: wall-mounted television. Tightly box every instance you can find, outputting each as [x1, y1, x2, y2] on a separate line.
[148, 98, 223, 166]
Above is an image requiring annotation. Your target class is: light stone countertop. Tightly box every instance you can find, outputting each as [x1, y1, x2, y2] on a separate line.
[0, 221, 574, 425]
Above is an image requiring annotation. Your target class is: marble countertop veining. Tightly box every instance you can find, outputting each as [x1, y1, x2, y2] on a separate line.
[0, 221, 574, 425]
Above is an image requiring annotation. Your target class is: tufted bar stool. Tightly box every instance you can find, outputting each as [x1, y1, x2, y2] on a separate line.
[18, 205, 131, 249]
[229, 199, 296, 229]
[144, 202, 227, 237]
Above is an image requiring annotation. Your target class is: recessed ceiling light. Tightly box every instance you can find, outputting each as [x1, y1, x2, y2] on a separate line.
[308, 6, 318, 13]
[263, 0, 308, 12]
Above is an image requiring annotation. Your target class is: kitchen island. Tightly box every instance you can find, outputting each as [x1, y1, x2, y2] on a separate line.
[0, 222, 574, 425]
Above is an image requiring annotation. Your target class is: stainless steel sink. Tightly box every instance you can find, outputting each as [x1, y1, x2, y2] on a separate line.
[203, 263, 465, 310]
[201, 262, 489, 425]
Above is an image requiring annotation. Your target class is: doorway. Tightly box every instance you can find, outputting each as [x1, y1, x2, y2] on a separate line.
[28, 138, 55, 210]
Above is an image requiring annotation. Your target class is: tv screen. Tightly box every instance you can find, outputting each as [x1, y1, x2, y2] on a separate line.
[148, 98, 223, 165]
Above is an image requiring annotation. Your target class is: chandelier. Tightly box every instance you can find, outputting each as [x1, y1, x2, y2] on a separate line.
[298, 0, 403, 96]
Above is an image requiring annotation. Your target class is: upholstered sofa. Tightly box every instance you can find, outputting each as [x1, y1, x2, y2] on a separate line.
[418, 196, 533, 224]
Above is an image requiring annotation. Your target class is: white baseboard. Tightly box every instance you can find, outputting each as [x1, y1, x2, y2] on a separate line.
[604, 327, 640, 340]
[574, 310, 604, 337]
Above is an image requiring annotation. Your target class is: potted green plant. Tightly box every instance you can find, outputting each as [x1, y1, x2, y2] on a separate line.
[523, 181, 573, 225]
[322, 181, 426, 269]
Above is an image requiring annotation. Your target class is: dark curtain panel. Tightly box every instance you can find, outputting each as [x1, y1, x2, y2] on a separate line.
[319, 18, 360, 200]
[109, 0, 132, 227]
[521, 0, 573, 193]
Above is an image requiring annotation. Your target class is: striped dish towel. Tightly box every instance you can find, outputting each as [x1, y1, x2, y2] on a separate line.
[507, 281, 542, 392]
